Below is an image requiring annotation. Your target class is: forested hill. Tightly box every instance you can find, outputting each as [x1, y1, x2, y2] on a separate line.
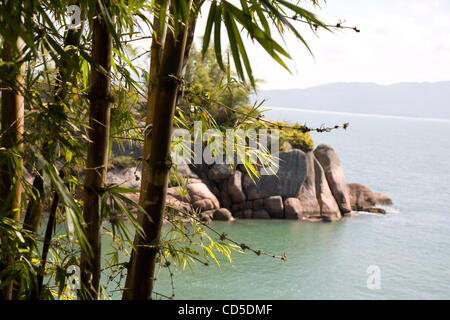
[254, 81, 450, 119]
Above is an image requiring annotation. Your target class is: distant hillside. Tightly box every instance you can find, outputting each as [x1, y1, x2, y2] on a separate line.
[254, 82, 450, 119]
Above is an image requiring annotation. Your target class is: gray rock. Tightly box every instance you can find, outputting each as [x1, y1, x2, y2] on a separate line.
[239, 201, 254, 210]
[297, 152, 321, 215]
[313, 157, 341, 221]
[372, 192, 393, 205]
[200, 210, 214, 222]
[167, 187, 191, 203]
[187, 182, 220, 209]
[314, 144, 352, 215]
[243, 201, 253, 210]
[231, 203, 240, 213]
[218, 180, 232, 209]
[193, 199, 217, 211]
[208, 164, 233, 182]
[252, 209, 271, 219]
[363, 207, 386, 214]
[213, 208, 235, 221]
[233, 211, 243, 218]
[348, 183, 392, 211]
[243, 150, 308, 200]
[253, 199, 264, 210]
[228, 171, 246, 203]
[165, 195, 191, 214]
[263, 196, 284, 219]
[242, 173, 269, 200]
[243, 209, 253, 219]
[284, 197, 303, 220]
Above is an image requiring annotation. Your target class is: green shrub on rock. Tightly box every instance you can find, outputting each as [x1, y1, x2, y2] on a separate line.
[278, 122, 314, 152]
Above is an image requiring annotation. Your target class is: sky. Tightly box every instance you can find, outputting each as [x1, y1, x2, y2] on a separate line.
[191, 0, 450, 90]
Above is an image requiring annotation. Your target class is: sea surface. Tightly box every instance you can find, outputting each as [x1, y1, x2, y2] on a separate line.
[113, 107, 450, 299]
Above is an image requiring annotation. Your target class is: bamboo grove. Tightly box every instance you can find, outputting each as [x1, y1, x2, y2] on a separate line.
[0, 0, 341, 300]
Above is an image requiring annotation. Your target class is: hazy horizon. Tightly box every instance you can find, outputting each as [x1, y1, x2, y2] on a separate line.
[256, 80, 450, 91]
[253, 81, 450, 119]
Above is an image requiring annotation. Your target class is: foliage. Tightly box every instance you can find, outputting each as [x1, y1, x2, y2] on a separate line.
[278, 122, 314, 152]
[0, 0, 347, 300]
[183, 45, 251, 126]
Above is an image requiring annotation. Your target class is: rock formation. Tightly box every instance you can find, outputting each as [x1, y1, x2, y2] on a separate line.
[314, 144, 352, 215]
[161, 145, 392, 222]
[347, 183, 392, 214]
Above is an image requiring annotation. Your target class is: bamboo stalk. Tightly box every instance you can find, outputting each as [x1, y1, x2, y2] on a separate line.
[79, 8, 113, 300]
[0, 27, 25, 299]
[124, 0, 196, 300]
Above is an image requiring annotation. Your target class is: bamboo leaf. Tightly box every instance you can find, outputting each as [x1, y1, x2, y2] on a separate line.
[201, 0, 216, 57]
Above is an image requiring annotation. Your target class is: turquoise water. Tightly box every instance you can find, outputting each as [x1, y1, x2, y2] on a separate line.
[121, 108, 450, 299]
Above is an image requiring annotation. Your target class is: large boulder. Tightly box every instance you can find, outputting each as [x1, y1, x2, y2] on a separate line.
[243, 150, 308, 200]
[218, 180, 232, 209]
[313, 157, 341, 221]
[253, 199, 264, 210]
[347, 183, 392, 212]
[228, 171, 246, 203]
[252, 209, 271, 219]
[167, 186, 191, 203]
[284, 197, 303, 220]
[199, 210, 214, 223]
[314, 144, 352, 215]
[297, 152, 321, 215]
[242, 201, 253, 210]
[213, 208, 235, 221]
[187, 182, 220, 210]
[263, 196, 284, 219]
[372, 192, 393, 205]
[275, 150, 308, 196]
[192, 199, 218, 211]
[165, 195, 191, 214]
[243, 209, 253, 219]
[242, 173, 271, 200]
[364, 207, 386, 214]
[208, 164, 233, 182]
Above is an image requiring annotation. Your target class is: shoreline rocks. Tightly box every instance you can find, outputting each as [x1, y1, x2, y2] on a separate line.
[161, 145, 393, 222]
[314, 144, 352, 215]
[114, 144, 393, 223]
[347, 183, 392, 214]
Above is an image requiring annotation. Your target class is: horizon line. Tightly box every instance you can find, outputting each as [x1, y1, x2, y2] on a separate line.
[256, 80, 450, 92]
[264, 106, 450, 124]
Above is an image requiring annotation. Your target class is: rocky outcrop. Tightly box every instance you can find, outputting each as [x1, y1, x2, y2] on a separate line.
[252, 209, 271, 219]
[213, 208, 234, 221]
[297, 152, 321, 215]
[347, 183, 392, 213]
[158, 146, 392, 222]
[263, 196, 284, 219]
[187, 182, 221, 211]
[218, 180, 232, 209]
[313, 157, 341, 221]
[242, 150, 307, 200]
[208, 164, 233, 182]
[284, 198, 303, 220]
[228, 171, 246, 203]
[314, 144, 352, 215]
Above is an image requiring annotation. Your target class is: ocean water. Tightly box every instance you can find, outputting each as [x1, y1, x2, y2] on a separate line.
[133, 107, 450, 299]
